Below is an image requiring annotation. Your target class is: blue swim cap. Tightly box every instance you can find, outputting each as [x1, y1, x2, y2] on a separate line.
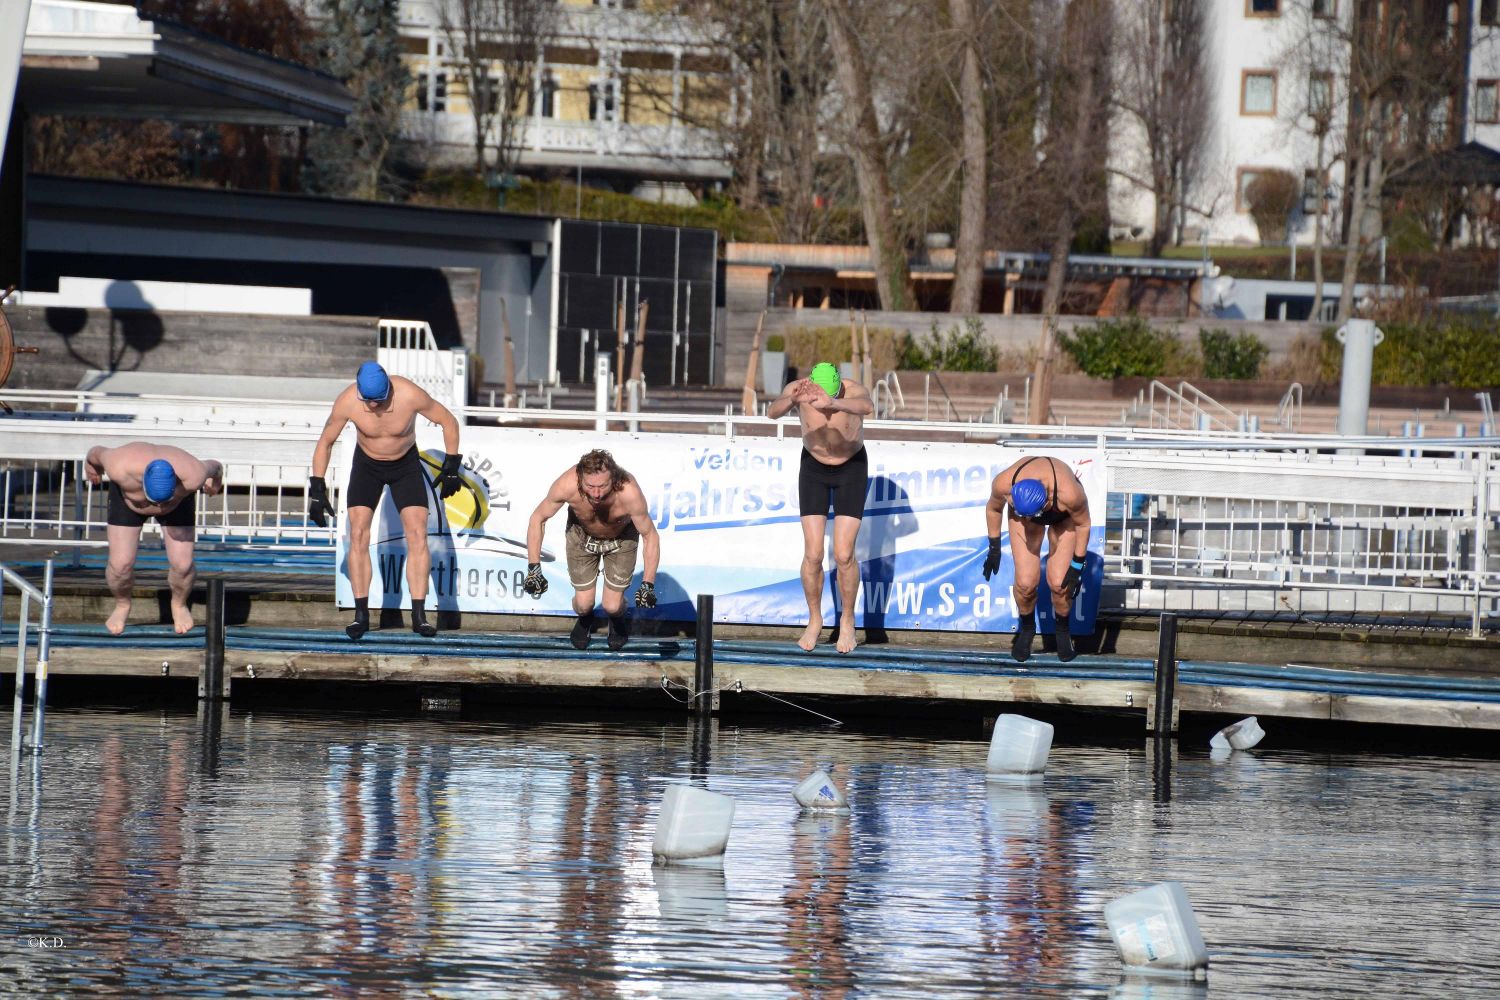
[143, 459, 178, 503]
[1012, 478, 1048, 518]
[357, 361, 391, 402]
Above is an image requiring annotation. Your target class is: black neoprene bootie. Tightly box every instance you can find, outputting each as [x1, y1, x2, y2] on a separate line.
[1055, 622, 1076, 662]
[1011, 620, 1036, 662]
[570, 613, 594, 650]
[411, 600, 437, 638]
[607, 614, 631, 651]
[346, 598, 369, 641]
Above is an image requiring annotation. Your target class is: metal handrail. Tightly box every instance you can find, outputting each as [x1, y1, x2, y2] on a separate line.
[1145, 380, 1236, 432]
[924, 371, 960, 422]
[4, 560, 54, 757]
[1276, 382, 1303, 431]
[1177, 380, 1242, 427]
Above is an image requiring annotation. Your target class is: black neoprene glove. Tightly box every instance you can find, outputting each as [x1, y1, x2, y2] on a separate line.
[634, 581, 657, 608]
[981, 537, 1002, 580]
[307, 476, 335, 527]
[1062, 556, 1085, 599]
[437, 453, 464, 499]
[523, 563, 548, 598]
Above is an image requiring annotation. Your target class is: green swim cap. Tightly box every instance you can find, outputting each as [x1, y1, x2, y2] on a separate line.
[809, 362, 841, 397]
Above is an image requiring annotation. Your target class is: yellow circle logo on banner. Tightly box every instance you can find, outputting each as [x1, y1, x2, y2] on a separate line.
[418, 449, 490, 530]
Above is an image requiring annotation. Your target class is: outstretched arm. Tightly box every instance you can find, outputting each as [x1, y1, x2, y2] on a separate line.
[630, 507, 659, 585]
[526, 475, 570, 565]
[311, 399, 348, 479]
[417, 393, 461, 456]
[985, 477, 1009, 542]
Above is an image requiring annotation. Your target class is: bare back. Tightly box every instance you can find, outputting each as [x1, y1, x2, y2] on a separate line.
[88, 442, 215, 514]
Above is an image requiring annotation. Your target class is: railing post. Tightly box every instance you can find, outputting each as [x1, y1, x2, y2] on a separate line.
[29, 560, 53, 751]
[8, 581, 24, 759]
[692, 594, 716, 716]
[1151, 612, 1178, 736]
[595, 353, 611, 433]
[200, 578, 227, 702]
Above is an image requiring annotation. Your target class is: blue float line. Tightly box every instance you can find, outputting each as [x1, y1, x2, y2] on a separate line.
[5, 625, 1495, 704]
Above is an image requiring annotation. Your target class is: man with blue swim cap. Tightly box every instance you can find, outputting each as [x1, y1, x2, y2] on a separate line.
[310, 361, 463, 640]
[983, 455, 1092, 663]
[767, 360, 874, 654]
[83, 442, 224, 635]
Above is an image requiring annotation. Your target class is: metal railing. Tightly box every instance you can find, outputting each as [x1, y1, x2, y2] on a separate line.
[1, 390, 1497, 634]
[924, 372, 960, 422]
[872, 371, 905, 419]
[5, 560, 54, 756]
[378, 319, 468, 410]
[1275, 382, 1303, 432]
[1141, 380, 1242, 432]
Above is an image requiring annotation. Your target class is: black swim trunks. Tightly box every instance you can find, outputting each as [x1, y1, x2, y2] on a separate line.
[346, 445, 430, 511]
[799, 446, 868, 520]
[106, 482, 196, 528]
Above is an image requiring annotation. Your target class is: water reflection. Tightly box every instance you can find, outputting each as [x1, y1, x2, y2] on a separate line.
[2, 709, 1499, 996]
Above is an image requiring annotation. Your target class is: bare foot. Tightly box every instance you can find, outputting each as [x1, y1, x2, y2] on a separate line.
[836, 618, 858, 654]
[105, 602, 131, 635]
[170, 604, 195, 634]
[796, 621, 823, 651]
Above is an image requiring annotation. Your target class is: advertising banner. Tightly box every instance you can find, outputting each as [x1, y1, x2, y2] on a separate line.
[334, 427, 1105, 634]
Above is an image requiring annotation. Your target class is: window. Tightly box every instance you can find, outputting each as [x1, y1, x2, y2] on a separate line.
[416, 72, 447, 113]
[1247, 0, 1279, 15]
[1236, 167, 1271, 213]
[475, 76, 500, 115]
[588, 81, 616, 121]
[1477, 80, 1499, 123]
[1301, 170, 1327, 215]
[1312, 0, 1335, 16]
[1308, 72, 1333, 116]
[534, 71, 558, 118]
[1241, 70, 1277, 115]
[1483, 0, 1498, 27]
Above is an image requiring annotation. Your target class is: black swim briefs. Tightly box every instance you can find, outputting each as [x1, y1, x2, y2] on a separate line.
[798, 446, 868, 520]
[346, 445, 430, 512]
[106, 482, 196, 528]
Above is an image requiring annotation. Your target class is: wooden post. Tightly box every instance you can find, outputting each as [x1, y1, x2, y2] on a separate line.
[741, 310, 765, 416]
[692, 594, 717, 715]
[499, 299, 518, 404]
[630, 301, 648, 384]
[860, 311, 872, 386]
[1150, 612, 1178, 735]
[848, 310, 859, 377]
[200, 578, 227, 701]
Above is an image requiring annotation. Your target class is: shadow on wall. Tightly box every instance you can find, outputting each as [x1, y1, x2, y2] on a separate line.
[45, 280, 165, 377]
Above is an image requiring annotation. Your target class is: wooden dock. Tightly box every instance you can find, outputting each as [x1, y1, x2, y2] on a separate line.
[9, 624, 1500, 732]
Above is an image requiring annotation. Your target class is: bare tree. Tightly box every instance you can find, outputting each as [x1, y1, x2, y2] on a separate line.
[823, 0, 914, 311]
[1113, 0, 1213, 257]
[1331, 0, 1466, 321]
[1027, 0, 1114, 424]
[436, 0, 559, 179]
[946, 0, 987, 313]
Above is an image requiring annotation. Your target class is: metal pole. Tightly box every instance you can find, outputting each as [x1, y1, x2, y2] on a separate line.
[11, 590, 28, 756]
[1152, 612, 1178, 735]
[201, 578, 225, 701]
[693, 594, 715, 716]
[28, 560, 53, 751]
[1475, 457, 1490, 640]
[1336, 319, 1384, 441]
[594, 353, 611, 433]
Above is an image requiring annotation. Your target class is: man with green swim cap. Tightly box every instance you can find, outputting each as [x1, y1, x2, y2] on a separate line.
[767, 361, 874, 653]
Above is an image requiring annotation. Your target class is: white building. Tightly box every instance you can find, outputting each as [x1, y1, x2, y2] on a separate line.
[396, 0, 731, 195]
[1111, 0, 1500, 247]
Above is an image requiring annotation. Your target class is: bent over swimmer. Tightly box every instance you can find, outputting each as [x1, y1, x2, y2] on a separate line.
[983, 454, 1092, 662]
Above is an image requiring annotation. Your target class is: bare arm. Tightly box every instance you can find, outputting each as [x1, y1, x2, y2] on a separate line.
[526, 474, 571, 564]
[766, 379, 815, 419]
[311, 399, 349, 479]
[200, 460, 225, 496]
[628, 497, 659, 585]
[985, 476, 1010, 541]
[1068, 499, 1091, 560]
[84, 446, 109, 486]
[172, 454, 216, 495]
[814, 381, 874, 416]
[416, 393, 461, 456]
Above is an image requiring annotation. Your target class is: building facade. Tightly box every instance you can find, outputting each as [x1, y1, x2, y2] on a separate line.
[1110, 0, 1500, 247]
[396, 0, 731, 192]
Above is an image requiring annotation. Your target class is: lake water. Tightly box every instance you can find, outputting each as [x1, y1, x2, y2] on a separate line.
[3, 707, 1498, 998]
